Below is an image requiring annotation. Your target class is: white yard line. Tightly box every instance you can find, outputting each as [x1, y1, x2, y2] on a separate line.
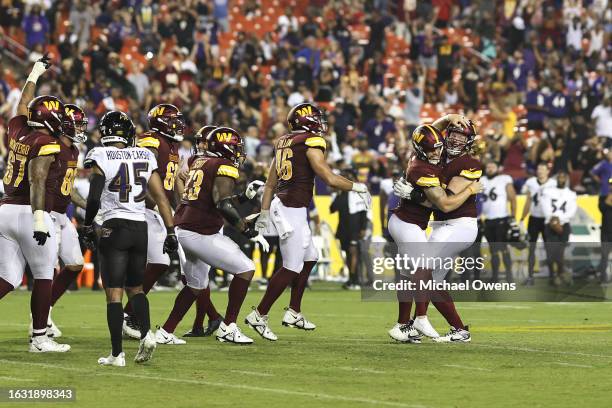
[0, 376, 34, 382]
[0, 359, 429, 408]
[471, 344, 612, 359]
[338, 366, 386, 374]
[230, 369, 274, 377]
[441, 364, 492, 372]
[551, 362, 594, 369]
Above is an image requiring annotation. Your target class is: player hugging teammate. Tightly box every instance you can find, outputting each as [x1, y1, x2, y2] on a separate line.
[388, 114, 483, 343]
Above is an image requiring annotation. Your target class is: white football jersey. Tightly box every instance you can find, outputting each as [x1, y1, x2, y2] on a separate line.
[540, 186, 577, 224]
[84, 146, 158, 222]
[521, 177, 557, 218]
[481, 174, 513, 219]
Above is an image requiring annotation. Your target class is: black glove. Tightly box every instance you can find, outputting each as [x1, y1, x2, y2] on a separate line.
[410, 188, 427, 203]
[33, 231, 50, 246]
[38, 53, 52, 69]
[79, 224, 97, 250]
[242, 225, 259, 239]
[163, 233, 179, 254]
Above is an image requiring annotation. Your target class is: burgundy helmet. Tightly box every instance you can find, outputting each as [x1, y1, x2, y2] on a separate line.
[206, 127, 245, 167]
[147, 103, 185, 141]
[287, 102, 328, 136]
[64, 103, 88, 143]
[411, 124, 444, 165]
[445, 121, 477, 158]
[193, 125, 217, 156]
[27, 95, 71, 138]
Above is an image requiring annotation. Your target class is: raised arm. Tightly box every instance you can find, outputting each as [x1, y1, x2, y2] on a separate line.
[431, 113, 471, 132]
[18, 55, 51, 116]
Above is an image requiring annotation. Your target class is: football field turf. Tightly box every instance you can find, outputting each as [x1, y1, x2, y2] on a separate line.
[1, 284, 611, 408]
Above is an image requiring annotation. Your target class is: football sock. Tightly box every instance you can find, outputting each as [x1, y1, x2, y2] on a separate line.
[257, 267, 296, 315]
[431, 290, 464, 329]
[107, 302, 124, 357]
[192, 287, 210, 330]
[413, 268, 431, 316]
[206, 289, 222, 321]
[289, 261, 316, 313]
[51, 267, 82, 306]
[503, 251, 513, 282]
[124, 263, 167, 314]
[31, 279, 52, 334]
[397, 301, 412, 324]
[224, 275, 251, 324]
[162, 287, 197, 333]
[130, 293, 151, 339]
[0, 277, 14, 300]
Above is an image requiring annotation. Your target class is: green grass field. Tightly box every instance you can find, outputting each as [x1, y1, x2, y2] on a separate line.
[1, 284, 611, 408]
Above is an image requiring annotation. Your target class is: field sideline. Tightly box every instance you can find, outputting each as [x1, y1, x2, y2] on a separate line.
[1, 285, 611, 408]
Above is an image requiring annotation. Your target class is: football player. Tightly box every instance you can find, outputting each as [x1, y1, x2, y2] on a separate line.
[246, 102, 371, 342]
[481, 161, 517, 283]
[82, 111, 178, 366]
[390, 117, 482, 342]
[31, 103, 89, 338]
[520, 162, 557, 286]
[155, 127, 269, 345]
[122, 103, 184, 339]
[424, 120, 483, 343]
[541, 170, 577, 286]
[0, 56, 72, 352]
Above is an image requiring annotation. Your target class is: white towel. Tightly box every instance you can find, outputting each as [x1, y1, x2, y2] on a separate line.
[270, 197, 294, 240]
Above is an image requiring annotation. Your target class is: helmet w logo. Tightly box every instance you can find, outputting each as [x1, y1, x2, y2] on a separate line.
[216, 132, 233, 142]
[413, 132, 425, 143]
[151, 106, 166, 117]
[296, 105, 313, 117]
[65, 107, 75, 117]
[43, 100, 60, 111]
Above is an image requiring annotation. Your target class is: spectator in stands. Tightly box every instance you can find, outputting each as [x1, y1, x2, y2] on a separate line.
[22, 4, 49, 49]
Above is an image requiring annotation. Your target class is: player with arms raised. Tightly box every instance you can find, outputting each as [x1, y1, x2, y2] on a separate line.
[389, 117, 482, 342]
[82, 111, 178, 366]
[122, 104, 184, 339]
[0, 56, 73, 352]
[155, 126, 269, 344]
[245, 102, 371, 341]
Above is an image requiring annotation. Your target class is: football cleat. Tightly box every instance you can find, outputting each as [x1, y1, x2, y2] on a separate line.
[282, 308, 316, 330]
[203, 317, 224, 336]
[522, 277, 535, 286]
[245, 308, 278, 341]
[29, 335, 71, 353]
[388, 321, 422, 343]
[154, 327, 186, 345]
[98, 352, 126, 367]
[29, 313, 62, 338]
[183, 327, 205, 337]
[134, 331, 156, 363]
[413, 316, 440, 338]
[433, 326, 471, 343]
[122, 313, 141, 340]
[216, 322, 253, 344]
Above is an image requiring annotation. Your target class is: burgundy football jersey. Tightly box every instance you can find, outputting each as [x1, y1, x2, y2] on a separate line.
[174, 156, 239, 235]
[49, 141, 80, 214]
[274, 132, 326, 208]
[435, 154, 483, 221]
[137, 131, 180, 205]
[392, 156, 442, 230]
[1, 115, 61, 211]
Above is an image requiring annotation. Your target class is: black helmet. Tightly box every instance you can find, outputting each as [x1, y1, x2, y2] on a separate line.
[99, 111, 136, 147]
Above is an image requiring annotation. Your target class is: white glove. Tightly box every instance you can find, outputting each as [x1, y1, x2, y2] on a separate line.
[251, 233, 270, 253]
[245, 180, 265, 200]
[351, 182, 368, 193]
[255, 210, 269, 232]
[27, 55, 51, 84]
[393, 178, 414, 199]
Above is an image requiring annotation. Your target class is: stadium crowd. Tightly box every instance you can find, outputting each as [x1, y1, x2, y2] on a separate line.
[0, 0, 611, 287]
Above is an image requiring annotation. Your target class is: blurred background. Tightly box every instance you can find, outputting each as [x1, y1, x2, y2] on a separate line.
[0, 0, 610, 289]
